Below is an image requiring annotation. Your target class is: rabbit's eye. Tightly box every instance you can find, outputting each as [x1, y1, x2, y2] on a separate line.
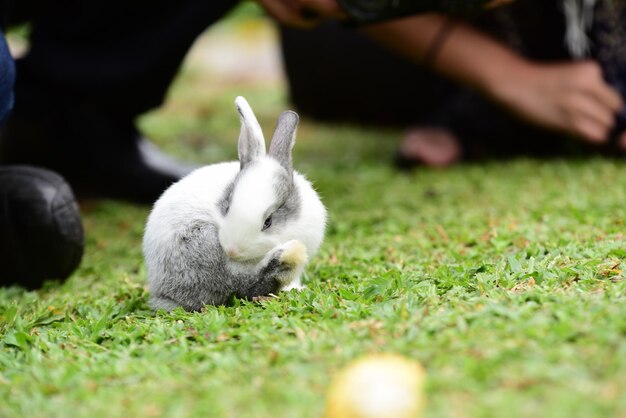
[262, 215, 273, 231]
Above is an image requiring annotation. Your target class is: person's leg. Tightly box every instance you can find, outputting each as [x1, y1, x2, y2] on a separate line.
[280, 21, 456, 126]
[10, 0, 236, 116]
[0, 31, 83, 288]
[0, 0, 238, 203]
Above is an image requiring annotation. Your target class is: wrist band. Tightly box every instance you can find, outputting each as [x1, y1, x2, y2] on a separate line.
[422, 17, 458, 67]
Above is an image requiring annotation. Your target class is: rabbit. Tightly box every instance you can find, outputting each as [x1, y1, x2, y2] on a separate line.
[142, 96, 327, 312]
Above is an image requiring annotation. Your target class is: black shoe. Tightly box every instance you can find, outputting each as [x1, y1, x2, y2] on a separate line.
[0, 165, 84, 288]
[0, 106, 196, 204]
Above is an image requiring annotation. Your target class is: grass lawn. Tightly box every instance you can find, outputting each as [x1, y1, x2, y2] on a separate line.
[2, 12, 626, 418]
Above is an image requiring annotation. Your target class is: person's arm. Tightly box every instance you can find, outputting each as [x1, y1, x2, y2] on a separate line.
[255, 0, 511, 28]
[362, 14, 623, 142]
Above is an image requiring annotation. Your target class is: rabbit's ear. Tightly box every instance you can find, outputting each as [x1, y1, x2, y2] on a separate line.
[236, 96, 266, 169]
[269, 111, 298, 175]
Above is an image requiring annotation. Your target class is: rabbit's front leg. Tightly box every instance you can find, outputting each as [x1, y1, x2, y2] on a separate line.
[237, 240, 308, 299]
[269, 240, 308, 287]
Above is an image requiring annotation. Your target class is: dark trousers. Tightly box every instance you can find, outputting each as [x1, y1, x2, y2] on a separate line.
[5, 0, 237, 119]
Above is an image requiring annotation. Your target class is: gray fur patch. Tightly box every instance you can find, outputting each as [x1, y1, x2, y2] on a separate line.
[150, 222, 235, 310]
[265, 172, 300, 230]
[269, 111, 298, 175]
[148, 220, 295, 311]
[238, 125, 264, 170]
[216, 179, 236, 216]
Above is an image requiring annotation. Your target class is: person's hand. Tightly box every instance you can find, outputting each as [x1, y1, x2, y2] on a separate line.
[255, 0, 346, 28]
[488, 60, 624, 143]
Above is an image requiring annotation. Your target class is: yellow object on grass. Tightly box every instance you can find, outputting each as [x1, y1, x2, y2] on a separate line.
[324, 354, 426, 418]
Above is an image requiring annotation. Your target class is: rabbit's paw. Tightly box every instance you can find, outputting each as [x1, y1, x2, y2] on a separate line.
[279, 240, 308, 266]
[282, 281, 306, 291]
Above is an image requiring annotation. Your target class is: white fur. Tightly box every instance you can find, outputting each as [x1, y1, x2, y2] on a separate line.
[219, 158, 326, 267]
[235, 96, 264, 144]
[219, 160, 283, 260]
[235, 96, 266, 160]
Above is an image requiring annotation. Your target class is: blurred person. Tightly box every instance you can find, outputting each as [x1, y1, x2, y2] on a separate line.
[0, 29, 83, 289]
[273, 0, 625, 166]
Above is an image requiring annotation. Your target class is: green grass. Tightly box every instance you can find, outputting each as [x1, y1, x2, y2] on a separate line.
[3, 21, 626, 418]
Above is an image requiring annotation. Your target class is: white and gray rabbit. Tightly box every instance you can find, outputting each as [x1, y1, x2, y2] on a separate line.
[142, 96, 327, 311]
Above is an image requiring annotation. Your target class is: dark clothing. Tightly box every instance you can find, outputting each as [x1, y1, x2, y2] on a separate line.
[6, 0, 237, 119]
[0, 0, 239, 205]
[0, 30, 14, 126]
[591, 1, 626, 133]
[281, 21, 457, 126]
